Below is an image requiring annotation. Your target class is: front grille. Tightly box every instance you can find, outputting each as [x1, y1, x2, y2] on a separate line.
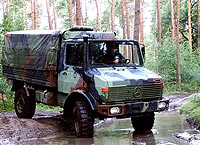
[108, 84, 162, 102]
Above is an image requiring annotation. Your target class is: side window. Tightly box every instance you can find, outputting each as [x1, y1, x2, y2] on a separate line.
[89, 42, 104, 64]
[66, 44, 83, 66]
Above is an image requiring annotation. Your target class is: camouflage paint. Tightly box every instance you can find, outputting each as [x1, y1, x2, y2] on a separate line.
[2, 30, 61, 87]
[2, 28, 169, 118]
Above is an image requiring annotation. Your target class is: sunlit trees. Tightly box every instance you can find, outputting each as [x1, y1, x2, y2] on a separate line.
[76, 0, 82, 25]
[170, 0, 175, 40]
[175, 0, 181, 90]
[198, 0, 200, 58]
[188, 0, 192, 53]
[156, 0, 161, 47]
[46, 0, 52, 29]
[52, 0, 57, 29]
[111, 0, 115, 31]
[140, 1, 144, 45]
[125, 0, 130, 39]
[133, 0, 140, 41]
[95, 0, 101, 31]
[31, 0, 38, 29]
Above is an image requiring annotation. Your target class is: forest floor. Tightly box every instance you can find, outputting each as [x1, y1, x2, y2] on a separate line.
[0, 93, 197, 145]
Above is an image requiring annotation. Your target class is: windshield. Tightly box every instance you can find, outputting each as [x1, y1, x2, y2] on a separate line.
[88, 41, 143, 67]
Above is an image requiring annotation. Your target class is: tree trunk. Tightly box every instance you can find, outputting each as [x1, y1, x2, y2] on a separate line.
[6, 0, 9, 15]
[121, 0, 126, 39]
[95, 0, 101, 31]
[76, 0, 82, 25]
[198, 0, 200, 59]
[52, 0, 57, 29]
[121, 0, 127, 57]
[46, 0, 52, 29]
[111, 0, 115, 31]
[31, 0, 33, 29]
[188, 0, 192, 53]
[125, 0, 130, 39]
[157, 0, 162, 47]
[140, 1, 144, 45]
[22, 0, 27, 30]
[34, 0, 38, 29]
[2, 0, 4, 17]
[134, 0, 140, 41]
[175, 0, 181, 90]
[31, 0, 37, 29]
[170, 0, 176, 40]
[68, 0, 73, 27]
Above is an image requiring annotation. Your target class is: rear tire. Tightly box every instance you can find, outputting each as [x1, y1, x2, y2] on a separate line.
[131, 112, 155, 131]
[14, 88, 36, 118]
[73, 101, 94, 138]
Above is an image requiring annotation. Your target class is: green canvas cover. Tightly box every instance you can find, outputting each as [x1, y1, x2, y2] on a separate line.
[2, 30, 61, 70]
[2, 30, 61, 87]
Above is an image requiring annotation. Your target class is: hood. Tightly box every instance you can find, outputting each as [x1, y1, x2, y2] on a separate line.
[91, 67, 163, 87]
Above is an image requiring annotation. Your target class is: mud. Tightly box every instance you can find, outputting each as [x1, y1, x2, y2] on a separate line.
[0, 111, 74, 145]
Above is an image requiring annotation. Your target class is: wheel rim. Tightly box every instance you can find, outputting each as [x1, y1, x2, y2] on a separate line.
[16, 95, 25, 114]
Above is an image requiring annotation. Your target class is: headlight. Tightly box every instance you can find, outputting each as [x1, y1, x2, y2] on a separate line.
[110, 107, 121, 114]
[158, 101, 168, 110]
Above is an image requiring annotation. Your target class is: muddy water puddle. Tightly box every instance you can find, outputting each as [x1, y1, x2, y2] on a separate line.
[27, 111, 197, 145]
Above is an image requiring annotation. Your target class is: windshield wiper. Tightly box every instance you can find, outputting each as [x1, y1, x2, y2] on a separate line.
[91, 62, 110, 67]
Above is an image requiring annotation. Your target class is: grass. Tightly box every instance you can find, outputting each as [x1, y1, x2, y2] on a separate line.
[0, 97, 14, 112]
[180, 93, 200, 129]
[0, 96, 62, 112]
[36, 103, 62, 111]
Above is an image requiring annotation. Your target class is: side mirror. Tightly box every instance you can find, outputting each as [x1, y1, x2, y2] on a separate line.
[141, 45, 145, 61]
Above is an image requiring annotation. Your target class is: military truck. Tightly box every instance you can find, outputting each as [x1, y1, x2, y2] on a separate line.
[2, 26, 169, 137]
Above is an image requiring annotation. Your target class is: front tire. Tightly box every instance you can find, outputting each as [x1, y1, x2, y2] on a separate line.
[14, 88, 36, 118]
[73, 101, 94, 138]
[131, 112, 155, 131]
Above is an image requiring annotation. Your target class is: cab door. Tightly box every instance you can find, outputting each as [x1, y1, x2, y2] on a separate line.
[58, 66, 83, 94]
[57, 43, 83, 94]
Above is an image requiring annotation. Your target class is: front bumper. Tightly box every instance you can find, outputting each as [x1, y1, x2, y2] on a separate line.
[97, 98, 169, 117]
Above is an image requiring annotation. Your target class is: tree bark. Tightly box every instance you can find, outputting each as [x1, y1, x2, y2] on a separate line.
[46, 0, 52, 29]
[175, 0, 181, 90]
[2, 0, 4, 17]
[68, 0, 73, 27]
[22, 0, 27, 30]
[188, 0, 192, 53]
[52, 0, 57, 29]
[31, 0, 33, 29]
[95, 0, 101, 31]
[198, 0, 200, 59]
[157, 0, 162, 47]
[34, 0, 38, 29]
[6, 0, 9, 15]
[170, 0, 176, 40]
[83, 0, 87, 25]
[76, 0, 82, 25]
[125, 0, 130, 39]
[111, 0, 115, 31]
[31, 0, 38, 29]
[121, 0, 126, 39]
[140, 1, 144, 45]
[134, 0, 140, 41]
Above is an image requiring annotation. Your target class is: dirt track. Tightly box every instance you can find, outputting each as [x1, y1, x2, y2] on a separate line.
[0, 111, 74, 145]
[0, 93, 193, 145]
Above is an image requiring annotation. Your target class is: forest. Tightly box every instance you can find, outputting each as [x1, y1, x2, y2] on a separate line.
[0, 0, 200, 110]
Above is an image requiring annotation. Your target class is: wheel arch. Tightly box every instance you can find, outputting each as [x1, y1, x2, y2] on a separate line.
[11, 80, 24, 91]
[63, 90, 98, 118]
